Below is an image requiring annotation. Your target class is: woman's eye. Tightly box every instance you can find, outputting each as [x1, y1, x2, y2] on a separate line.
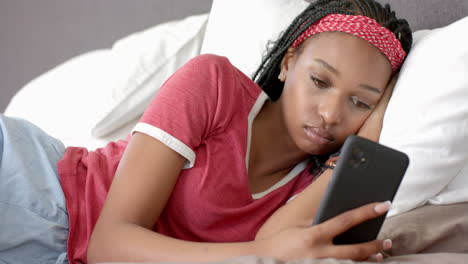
[310, 75, 328, 89]
[350, 96, 373, 110]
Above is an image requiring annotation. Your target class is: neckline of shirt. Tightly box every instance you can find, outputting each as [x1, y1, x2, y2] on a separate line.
[246, 90, 309, 200]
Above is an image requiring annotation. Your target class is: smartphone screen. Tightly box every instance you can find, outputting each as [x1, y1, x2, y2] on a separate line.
[312, 135, 409, 245]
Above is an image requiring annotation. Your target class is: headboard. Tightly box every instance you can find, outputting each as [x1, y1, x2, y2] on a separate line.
[1, 0, 467, 112]
[376, 0, 468, 30]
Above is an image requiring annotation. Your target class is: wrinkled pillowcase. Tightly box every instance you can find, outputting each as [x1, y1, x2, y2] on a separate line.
[200, 0, 310, 77]
[91, 13, 208, 137]
[5, 14, 209, 149]
[380, 16, 468, 216]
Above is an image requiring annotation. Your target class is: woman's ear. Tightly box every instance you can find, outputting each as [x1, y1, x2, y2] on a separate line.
[279, 46, 299, 82]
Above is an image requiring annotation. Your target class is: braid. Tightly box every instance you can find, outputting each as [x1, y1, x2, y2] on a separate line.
[310, 154, 330, 176]
[251, 0, 413, 175]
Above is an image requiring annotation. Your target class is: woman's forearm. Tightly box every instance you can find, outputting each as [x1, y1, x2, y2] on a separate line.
[256, 111, 386, 241]
[255, 120, 383, 241]
[88, 222, 263, 264]
[356, 114, 383, 142]
[255, 168, 334, 240]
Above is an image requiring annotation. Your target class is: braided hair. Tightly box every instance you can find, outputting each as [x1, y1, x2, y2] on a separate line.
[252, 0, 412, 101]
[251, 0, 413, 175]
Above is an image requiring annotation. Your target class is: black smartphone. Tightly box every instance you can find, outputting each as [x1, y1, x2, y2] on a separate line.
[312, 135, 409, 245]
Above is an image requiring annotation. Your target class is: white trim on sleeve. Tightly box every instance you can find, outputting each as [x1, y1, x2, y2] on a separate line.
[132, 122, 196, 169]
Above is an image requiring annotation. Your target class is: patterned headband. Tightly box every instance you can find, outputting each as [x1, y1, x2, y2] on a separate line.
[291, 14, 406, 72]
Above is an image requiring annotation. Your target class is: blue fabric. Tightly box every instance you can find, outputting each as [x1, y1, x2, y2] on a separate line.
[0, 115, 68, 264]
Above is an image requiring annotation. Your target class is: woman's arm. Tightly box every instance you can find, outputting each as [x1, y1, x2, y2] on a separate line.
[255, 168, 333, 240]
[87, 55, 271, 263]
[87, 132, 261, 263]
[88, 133, 389, 263]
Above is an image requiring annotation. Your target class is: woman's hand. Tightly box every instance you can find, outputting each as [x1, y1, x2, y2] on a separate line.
[256, 201, 393, 262]
[358, 74, 398, 142]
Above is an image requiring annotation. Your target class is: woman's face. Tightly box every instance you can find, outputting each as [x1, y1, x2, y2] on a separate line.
[280, 31, 393, 155]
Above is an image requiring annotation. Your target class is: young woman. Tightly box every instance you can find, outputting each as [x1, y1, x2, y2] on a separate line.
[0, 0, 412, 263]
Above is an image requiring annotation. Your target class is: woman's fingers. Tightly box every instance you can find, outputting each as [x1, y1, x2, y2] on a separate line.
[327, 240, 385, 261]
[265, 201, 393, 262]
[318, 201, 391, 238]
[368, 252, 385, 262]
[308, 202, 393, 261]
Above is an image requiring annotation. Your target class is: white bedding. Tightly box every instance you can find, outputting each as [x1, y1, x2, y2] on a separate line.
[5, 13, 208, 150]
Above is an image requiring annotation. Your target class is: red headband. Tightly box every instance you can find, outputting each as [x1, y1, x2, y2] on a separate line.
[292, 14, 406, 72]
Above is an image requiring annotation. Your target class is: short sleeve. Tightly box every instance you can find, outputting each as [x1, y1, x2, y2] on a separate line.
[132, 54, 236, 168]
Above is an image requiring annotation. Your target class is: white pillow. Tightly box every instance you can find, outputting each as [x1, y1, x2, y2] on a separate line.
[200, 0, 310, 77]
[4, 50, 121, 149]
[5, 13, 208, 149]
[91, 13, 208, 137]
[381, 16, 468, 216]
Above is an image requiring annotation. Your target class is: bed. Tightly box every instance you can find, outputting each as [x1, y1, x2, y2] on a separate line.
[3, 0, 468, 263]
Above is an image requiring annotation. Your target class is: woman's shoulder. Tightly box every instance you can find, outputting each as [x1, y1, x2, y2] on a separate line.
[184, 54, 239, 77]
[183, 54, 261, 97]
[185, 54, 249, 80]
[188, 53, 233, 67]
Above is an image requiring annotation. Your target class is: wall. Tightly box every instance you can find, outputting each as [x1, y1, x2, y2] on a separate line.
[0, 0, 212, 112]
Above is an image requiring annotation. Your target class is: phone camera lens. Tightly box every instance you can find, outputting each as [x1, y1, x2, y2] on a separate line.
[350, 147, 368, 167]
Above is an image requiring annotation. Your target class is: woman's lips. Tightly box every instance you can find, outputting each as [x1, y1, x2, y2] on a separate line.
[304, 126, 333, 145]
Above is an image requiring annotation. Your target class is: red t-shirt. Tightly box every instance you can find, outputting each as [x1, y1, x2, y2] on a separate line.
[58, 54, 317, 264]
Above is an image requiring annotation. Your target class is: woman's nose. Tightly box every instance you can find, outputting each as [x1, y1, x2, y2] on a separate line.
[317, 94, 342, 126]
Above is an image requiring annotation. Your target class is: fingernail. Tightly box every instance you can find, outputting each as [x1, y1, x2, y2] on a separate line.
[374, 201, 392, 214]
[375, 253, 383, 262]
[383, 239, 393, 250]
